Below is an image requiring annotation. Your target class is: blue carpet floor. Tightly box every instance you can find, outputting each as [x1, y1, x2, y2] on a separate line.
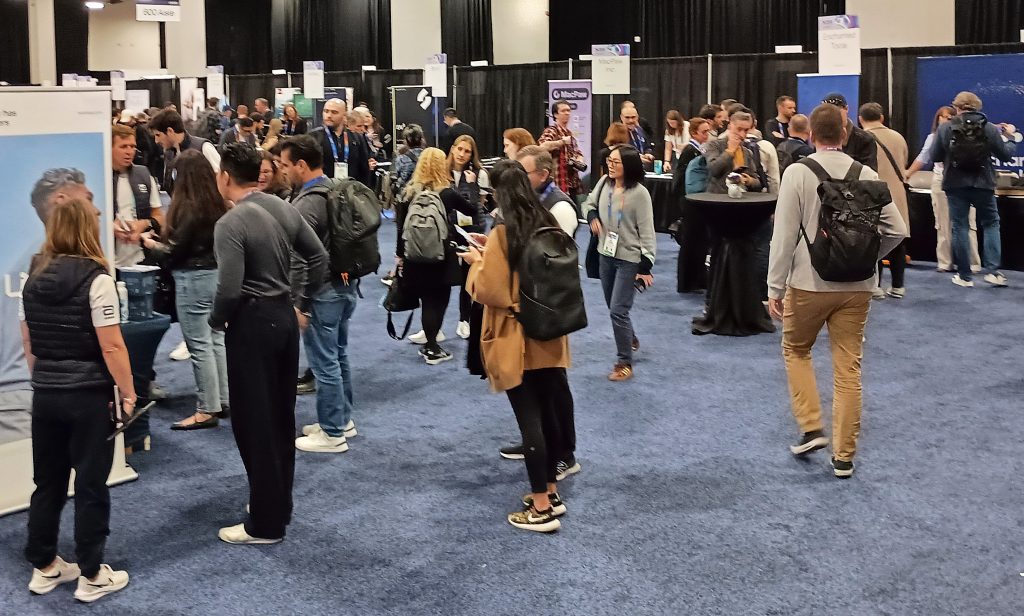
[1, 222, 1023, 615]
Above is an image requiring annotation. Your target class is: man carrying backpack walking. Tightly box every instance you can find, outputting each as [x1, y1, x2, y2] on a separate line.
[929, 91, 1017, 288]
[279, 135, 367, 453]
[767, 104, 907, 478]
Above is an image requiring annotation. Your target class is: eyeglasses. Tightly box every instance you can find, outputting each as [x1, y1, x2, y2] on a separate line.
[606, 159, 622, 166]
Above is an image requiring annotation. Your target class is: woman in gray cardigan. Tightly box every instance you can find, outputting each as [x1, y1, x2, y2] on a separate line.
[582, 146, 657, 381]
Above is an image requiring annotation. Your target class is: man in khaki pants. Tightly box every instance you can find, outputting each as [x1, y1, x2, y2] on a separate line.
[767, 104, 908, 478]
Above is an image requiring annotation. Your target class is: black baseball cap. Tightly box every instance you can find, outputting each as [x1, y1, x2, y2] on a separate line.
[822, 92, 848, 108]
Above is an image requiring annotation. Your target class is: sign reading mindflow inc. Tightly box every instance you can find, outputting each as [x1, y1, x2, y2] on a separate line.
[137, 0, 181, 22]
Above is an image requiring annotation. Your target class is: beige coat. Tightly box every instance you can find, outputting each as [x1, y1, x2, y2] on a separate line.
[867, 126, 910, 225]
[466, 225, 570, 393]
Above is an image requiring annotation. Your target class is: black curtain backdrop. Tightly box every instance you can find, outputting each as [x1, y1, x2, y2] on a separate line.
[956, 0, 1024, 44]
[456, 61, 571, 156]
[270, 0, 392, 73]
[0, 0, 29, 84]
[550, 0, 845, 61]
[206, 0, 273, 74]
[441, 0, 494, 66]
[126, 79, 179, 112]
[711, 53, 819, 123]
[54, 0, 90, 77]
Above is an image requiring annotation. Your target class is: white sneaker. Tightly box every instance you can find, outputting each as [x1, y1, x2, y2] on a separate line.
[456, 320, 471, 339]
[302, 420, 356, 438]
[73, 564, 129, 603]
[28, 556, 80, 595]
[886, 287, 905, 299]
[295, 430, 349, 453]
[408, 330, 445, 345]
[217, 523, 282, 545]
[952, 274, 974, 288]
[984, 273, 1008, 287]
[871, 287, 886, 300]
[169, 340, 191, 361]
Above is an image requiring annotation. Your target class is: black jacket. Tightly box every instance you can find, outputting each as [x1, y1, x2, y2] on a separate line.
[439, 122, 477, 156]
[150, 215, 219, 271]
[310, 127, 373, 187]
[22, 256, 113, 391]
[843, 119, 879, 171]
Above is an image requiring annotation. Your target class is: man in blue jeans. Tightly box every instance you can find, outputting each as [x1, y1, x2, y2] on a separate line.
[278, 135, 359, 453]
[930, 91, 1017, 288]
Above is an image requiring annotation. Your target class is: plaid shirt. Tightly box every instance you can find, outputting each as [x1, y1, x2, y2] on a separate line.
[539, 123, 582, 196]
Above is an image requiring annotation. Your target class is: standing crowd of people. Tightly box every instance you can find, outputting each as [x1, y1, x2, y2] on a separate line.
[18, 85, 1016, 603]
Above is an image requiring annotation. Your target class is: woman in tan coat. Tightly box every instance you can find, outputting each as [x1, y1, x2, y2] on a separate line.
[461, 160, 574, 533]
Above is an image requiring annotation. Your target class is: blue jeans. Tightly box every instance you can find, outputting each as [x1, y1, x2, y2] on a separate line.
[173, 269, 228, 412]
[946, 187, 1001, 280]
[303, 280, 358, 437]
[598, 255, 640, 364]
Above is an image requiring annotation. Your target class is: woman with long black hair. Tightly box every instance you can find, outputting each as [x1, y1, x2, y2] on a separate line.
[142, 150, 230, 429]
[461, 160, 575, 533]
[22, 199, 135, 602]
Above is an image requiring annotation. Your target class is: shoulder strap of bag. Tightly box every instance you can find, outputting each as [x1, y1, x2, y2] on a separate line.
[870, 134, 905, 183]
[796, 157, 831, 183]
[387, 311, 415, 340]
[843, 160, 864, 182]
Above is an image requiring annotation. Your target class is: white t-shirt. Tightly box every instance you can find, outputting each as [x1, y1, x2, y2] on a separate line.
[115, 174, 162, 268]
[665, 125, 691, 156]
[19, 273, 121, 328]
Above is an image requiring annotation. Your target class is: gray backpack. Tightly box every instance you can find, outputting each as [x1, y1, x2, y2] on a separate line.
[402, 190, 448, 263]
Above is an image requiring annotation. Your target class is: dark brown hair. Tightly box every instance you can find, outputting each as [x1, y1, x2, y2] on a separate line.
[810, 104, 844, 146]
[166, 150, 228, 239]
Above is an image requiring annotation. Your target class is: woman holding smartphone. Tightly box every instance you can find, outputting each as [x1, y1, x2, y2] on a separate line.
[448, 135, 490, 340]
[461, 160, 575, 533]
[581, 146, 656, 382]
[22, 199, 135, 602]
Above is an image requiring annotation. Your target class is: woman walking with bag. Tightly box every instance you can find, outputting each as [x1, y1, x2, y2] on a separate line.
[461, 160, 575, 533]
[22, 199, 135, 602]
[582, 146, 656, 382]
[142, 150, 230, 429]
[395, 147, 477, 364]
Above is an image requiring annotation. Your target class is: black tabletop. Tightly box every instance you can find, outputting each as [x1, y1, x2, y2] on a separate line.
[686, 191, 777, 237]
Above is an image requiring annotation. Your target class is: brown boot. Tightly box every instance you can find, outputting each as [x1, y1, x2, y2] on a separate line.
[608, 363, 633, 382]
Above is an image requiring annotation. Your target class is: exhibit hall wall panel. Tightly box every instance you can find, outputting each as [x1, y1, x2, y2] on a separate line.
[391, 0, 441, 70]
[29, 0, 57, 84]
[492, 0, 549, 65]
[847, 0, 955, 48]
[165, 0, 208, 77]
[88, 1, 161, 71]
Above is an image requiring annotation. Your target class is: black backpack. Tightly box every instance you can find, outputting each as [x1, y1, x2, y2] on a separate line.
[309, 177, 382, 279]
[798, 158, 891, 283]
[515, 227, 587, 341]
[947, 114, 990, 171]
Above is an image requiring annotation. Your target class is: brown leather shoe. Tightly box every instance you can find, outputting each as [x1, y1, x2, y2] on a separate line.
[608, 363, 633, 381]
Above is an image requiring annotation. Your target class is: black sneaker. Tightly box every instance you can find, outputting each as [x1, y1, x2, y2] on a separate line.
[507, 506, 560, 533]
[521, 492, 567, 517]
[831, 457, 855, 478]
[555, 458, 581, 481]
[499, 444, 525, 460]
[297, 369, 316, 395]
[419, 346, 453, 365]
[789, 429, 828, 456]
[217, 404, 231, 419]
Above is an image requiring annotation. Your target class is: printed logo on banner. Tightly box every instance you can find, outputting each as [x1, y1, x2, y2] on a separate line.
[552, 88, 590, 100]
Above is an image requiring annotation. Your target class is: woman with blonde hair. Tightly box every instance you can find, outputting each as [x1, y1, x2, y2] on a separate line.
[261, 118, 284, 151]
[21, 199, 135, 602]
[395, 147, 476, 364]
[502, 128, 535, 159]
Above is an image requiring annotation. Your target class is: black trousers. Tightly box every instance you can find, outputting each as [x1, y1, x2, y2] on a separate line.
[505, 368, 574, 494]
[225, 296, 299, 540]
[458, 262, 472, 322]
[25, 387, 114, 579]
[878, 238, 907, 289]
[419, 285, 451, 348]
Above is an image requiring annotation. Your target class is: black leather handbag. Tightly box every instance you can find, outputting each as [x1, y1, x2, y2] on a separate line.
[383, 274, 419, 340]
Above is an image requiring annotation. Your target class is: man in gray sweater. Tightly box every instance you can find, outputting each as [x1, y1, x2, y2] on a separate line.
[209, 144, 328, 545]
[767, 104, 907, 479]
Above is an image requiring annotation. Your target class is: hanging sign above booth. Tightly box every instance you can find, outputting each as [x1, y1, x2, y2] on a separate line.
[591, 44, 630, 95]
[206, 66, 225, 102]
[303, 61, 325, 100]
[818, 15, 861, 75]
[136, 0, 181, 22]
[424, 54, 448, 97]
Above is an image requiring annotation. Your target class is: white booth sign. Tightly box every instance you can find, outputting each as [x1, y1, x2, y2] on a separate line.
[591, 44, 631, 95]
[424, 53, 448, 97]
[818, 15, 862, 75]
[136, 0, 181, 22]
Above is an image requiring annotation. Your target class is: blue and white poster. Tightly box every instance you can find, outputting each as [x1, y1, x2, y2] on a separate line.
[916, 54, 1024, 172]
[0, 88, 129, 515]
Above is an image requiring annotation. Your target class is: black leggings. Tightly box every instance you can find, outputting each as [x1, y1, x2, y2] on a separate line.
[505, 368, 574, 494]
[459, 262, 472, 322]
[25, 388, 114, 579]
[878, 239, 907, 289]
[420, 285, 451, 348]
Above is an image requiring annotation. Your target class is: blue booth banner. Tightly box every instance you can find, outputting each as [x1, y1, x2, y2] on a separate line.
[916, 54, 1024, 172]
[796, 73, 859, 117]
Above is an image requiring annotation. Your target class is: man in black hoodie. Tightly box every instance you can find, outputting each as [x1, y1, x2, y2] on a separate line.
[821, 92, 878, 171]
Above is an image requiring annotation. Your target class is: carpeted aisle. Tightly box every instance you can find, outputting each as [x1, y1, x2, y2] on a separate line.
[1, 222, 1022, 615]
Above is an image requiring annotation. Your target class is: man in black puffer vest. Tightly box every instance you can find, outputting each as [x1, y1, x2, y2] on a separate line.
[149, 109, 221, 194]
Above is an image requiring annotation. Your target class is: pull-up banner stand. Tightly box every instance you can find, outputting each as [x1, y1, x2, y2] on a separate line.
[0, 87, 137, 516]
[548, 79, 594, 186]
[391, 85, 441, 149]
